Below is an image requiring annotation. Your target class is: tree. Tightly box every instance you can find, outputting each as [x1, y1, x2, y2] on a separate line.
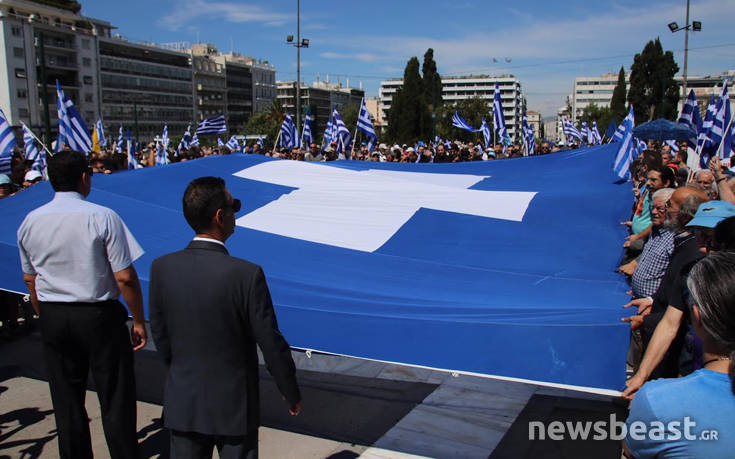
[244, 100, 284, 148]
[386, 57, 431, 143]
[422, 48, 443, 111]
[627, 38, 680, 122]
[579, 103, 615, 138]
[610, 66, 628, 124]
[435, 97, 489, 143]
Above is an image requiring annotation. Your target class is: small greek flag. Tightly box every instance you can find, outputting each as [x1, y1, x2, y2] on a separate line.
[21, 122, 45, 176]
[332, 108, 352, 154]
[217, 138, 225, 148]
[176, 125, 191, 156]
[612, 108, 635, 143]
[480, 118, 492, 148]
[226, 135, 239, 151]
[356, 98, 377, 151]
[591, 121, 602, 145]
[492, 83, 507, 140]
[116, 125, 124, 153]
[95, 119, 107, 147]
[55, 80, 92, 154]
[302, 115, 314, 146]
[452, 111, 479, 132]
[0, 107, 18, 175]
[280, 114, 296, 149]
[190, 132, 200, 147]
[127, 130, 138, 170]
[613, 109, 636, 180]
[196, 115, 227, 135]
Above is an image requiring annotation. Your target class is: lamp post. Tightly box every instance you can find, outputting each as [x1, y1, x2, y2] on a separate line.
[285, 0, 309, 143]
[668, 0, 702, 99]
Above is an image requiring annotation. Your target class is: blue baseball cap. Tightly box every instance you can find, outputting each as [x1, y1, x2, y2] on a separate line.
[687, 201, 735, 228]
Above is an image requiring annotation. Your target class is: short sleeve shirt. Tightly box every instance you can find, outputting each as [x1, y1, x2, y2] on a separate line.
[17, 191, 144, 302]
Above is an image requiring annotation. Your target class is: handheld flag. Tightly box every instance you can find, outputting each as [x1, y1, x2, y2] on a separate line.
[116, 125, 124, 153]
[480, 118, 492, 148]
[226, 135, 239, 151]
[55, 80, 92, 154]
[302, 115, 314, 146]
[21, 122, 46, 176]
[591, 121, 602, 145]
[0, 107, 18, 175]
[95, 119, 107, 147]
[356, 98, 377, 152]
[127, 130, 138, 170]
[452, 111, 480, 132]
[280, 114, 297, 149]
[190, 132, 200, 147]
[492, 83, 507, 140]
[196, 115, 227, 135]
[217, 138, 225, 148]
[613, 108, 636, 180]
[332, 108, 352, 155]
[678, 89, 701, 145]
[604, 120, 617, 140]
[176, 125, 192, 156]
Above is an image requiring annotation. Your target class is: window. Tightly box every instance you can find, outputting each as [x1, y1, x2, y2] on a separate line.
[15, 68, 26, 78]
[17, 89, 27, 98]
[83, 75, 93, 85]
[82, 57, 91, 67]
[13, 47, 24, 58]
[84, 93, 93, 103]
[81, 38, 90, 50]
[19, 108, 29, 117]
[11, 26, 21, 37]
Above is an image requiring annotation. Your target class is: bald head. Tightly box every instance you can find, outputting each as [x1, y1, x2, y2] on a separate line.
[665, 186, 709, 232]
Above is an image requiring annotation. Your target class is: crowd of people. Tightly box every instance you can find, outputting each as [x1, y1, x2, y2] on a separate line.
[616, 140, 735, 457]
[0, 137, 561, 199]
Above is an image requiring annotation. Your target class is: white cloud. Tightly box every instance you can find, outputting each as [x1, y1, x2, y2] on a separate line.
[158, 0, 288, 31]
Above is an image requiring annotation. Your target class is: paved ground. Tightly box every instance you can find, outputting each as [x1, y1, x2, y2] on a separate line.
[0, 376, 399, 458]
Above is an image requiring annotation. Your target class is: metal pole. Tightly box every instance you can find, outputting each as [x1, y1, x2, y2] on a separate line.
[295, 0, 301, 145]
[133, 100, 139, 145]
[682, 0, 690, 99]
[38, 31, 52, 149]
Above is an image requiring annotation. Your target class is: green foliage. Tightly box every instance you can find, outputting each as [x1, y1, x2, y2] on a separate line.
[627, 38, 680, 122]
[386, 56, 432, 143]
[610, 66, 628, 124]
[340, 103, 360, 137]
[422, 49, 443, 111]
[579, 103, 615, 138]
[435, 97, 489, 143]
[244, 100, 284, 148]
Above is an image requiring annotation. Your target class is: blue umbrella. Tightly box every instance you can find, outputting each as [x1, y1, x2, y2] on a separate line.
[633, 118, 696, 141]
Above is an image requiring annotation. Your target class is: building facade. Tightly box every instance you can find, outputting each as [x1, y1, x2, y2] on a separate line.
[98, 37, 193, 142]
[526, 110, 541, 138]
[571, 73, 629, 122]
[0, 0, 108, 142]
[380, 74, 525, 140]
[277, 80, 364, 139]
[676, 70, 735, 115]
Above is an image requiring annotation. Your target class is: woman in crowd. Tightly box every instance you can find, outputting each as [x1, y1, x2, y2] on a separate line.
[624, 251, 735, 458]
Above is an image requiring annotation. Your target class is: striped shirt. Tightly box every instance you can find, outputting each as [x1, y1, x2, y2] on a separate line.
[631, 226, 675, 298]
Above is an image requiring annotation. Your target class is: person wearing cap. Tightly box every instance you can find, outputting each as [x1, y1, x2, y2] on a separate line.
[0, 174, 14, 199]
[22, 170, 43, 188]
[17, 151, 146, 457]
[323, 145, 338, 162]
[623, 190, 734, 401]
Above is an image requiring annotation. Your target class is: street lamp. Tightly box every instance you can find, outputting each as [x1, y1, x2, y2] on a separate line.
[668, 0, 702, 98]
[285, 0, 309, 143]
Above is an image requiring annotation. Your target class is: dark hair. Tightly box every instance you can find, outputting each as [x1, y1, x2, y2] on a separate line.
[686, 252, 735, 395]
[648, 165, 676, 188]
[48, 151, 88, 192]
[182, 176, 228, 233]
[677, 149, 688, 163]
[713, 216, 735, 252]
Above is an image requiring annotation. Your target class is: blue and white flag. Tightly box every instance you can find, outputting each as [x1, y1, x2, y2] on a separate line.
[522, 113, 535, 156]
[590, 121, 602, 145]
[0, 107, 18, 175]
[21, 122, 46, 176]
[711, 82, 731, 160]
[116, 125, 124, 153]
[612, 107, 635, 143]
[217, 137, 225, 148]
[492, 83, 507, 140]
[697, 94, 718, 155]
[613, 109, 636, 180]
[678, 89, 702, 144]
[323, 115, 335, 145]
[580, 122, 590, 144]
[604, 120, 617, 140]
[196, 115, 227, 135]
[452, 111, 479, 132]
[161, 125, 170, 149]
[127, 130, 138, 170]
[156, 125, 169, 166]
[332, 108, 352, 155]
[280, 114, 296, 149]
[302, 115, 314, 146]
[176, 125, 191, 156]
[226, 135, 239, 151]
[563, 118, 583, 144]
[55, 80, 92, 154]
[95, 119, 107, 147]
[257, 136, 264, 148]
[356, 99, 378, 152]
[480, 118, 492, 148]
[190, 132, 200, 147]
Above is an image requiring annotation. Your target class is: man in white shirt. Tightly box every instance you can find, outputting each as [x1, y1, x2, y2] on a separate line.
[17, 151, 146, 459]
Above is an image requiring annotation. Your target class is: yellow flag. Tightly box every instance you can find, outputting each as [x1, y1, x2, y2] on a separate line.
[91, 127, 101, 153]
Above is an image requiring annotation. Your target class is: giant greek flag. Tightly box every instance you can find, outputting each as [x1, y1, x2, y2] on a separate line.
[0, 144, 630, 390]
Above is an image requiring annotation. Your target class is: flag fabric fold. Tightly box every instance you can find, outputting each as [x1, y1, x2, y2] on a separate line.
[195, 115, 227, 135]
[55, 80, 92, 154]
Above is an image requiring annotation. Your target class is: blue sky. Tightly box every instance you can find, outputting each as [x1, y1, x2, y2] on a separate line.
[82, 0, 735, 118]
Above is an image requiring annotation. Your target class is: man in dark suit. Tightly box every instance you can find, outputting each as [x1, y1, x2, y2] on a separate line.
[149, 176, 301, 458]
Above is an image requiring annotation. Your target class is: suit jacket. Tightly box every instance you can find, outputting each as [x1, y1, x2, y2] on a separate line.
[149, 240, 300, 435]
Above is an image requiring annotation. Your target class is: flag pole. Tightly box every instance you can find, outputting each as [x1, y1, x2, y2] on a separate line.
[714, 114, 734, 160]
[272, 129, 282, 154]
[20, 122, 53, 156]
[351, 98, 362, 155]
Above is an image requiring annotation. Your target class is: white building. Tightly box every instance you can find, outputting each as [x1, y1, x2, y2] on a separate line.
[380, 74, 525, 140]
[0, 0, 108, 141]
[675, 70, 734, 113]
[572, 73, 630, 122]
